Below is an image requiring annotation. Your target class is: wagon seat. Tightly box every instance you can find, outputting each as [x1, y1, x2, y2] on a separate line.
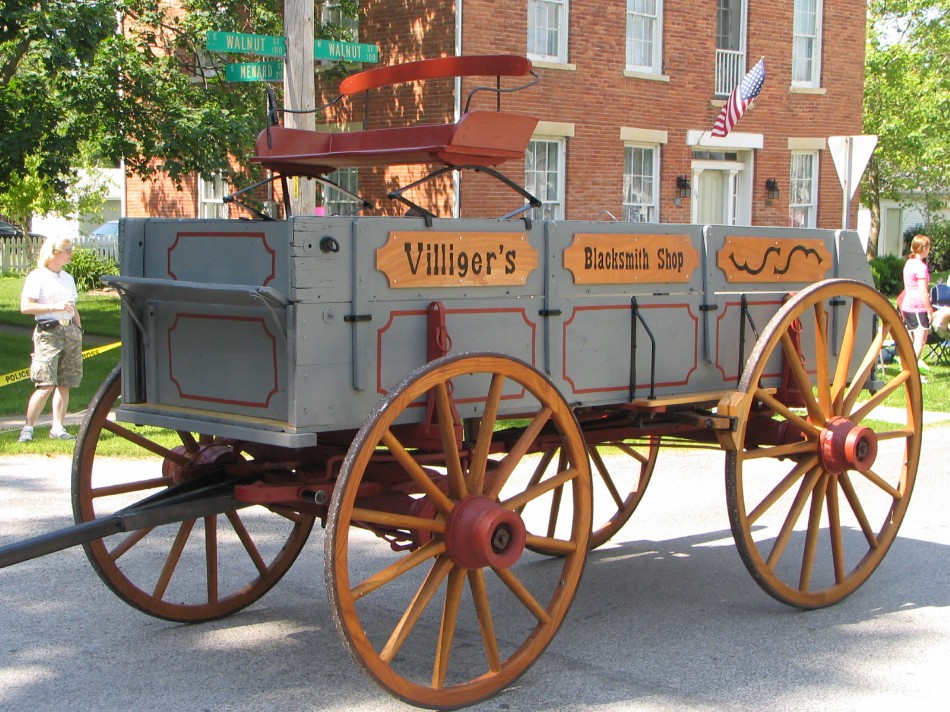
[250, 54, 542, 221]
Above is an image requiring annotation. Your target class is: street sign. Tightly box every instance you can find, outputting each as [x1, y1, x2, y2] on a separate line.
[207, 31, 285, 57]
[225, 61, 284, 83]
[207, 31, 377, 63]
[829, 135, 878, 230]
[829, 135, 878, 200]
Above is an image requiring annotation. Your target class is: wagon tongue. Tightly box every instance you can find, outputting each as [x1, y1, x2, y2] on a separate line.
[0, 473, 247, 570]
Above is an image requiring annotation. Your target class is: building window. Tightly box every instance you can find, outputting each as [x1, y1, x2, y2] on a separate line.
[525, 138, 565, 220]
[789, 152, 818, 228]
[199, 173, 228, 219]
[528, 0, 569, 63]
[320, 1, 359, 40]
[322, 167, 361, 216]
[623, 145, 658, 222]
[792, 0, 822, 86]
[715, 0, 746, 95]
[626, 1, 662, 73]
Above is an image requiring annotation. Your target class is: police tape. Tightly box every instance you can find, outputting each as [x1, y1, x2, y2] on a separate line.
[1, 342, 121, 388]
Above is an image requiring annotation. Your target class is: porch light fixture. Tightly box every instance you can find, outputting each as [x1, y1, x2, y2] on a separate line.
[765, 178, 780, 200]
[676, 175, 691, 198]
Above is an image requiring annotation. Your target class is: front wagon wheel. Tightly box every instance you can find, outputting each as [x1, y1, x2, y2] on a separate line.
[326, 353, 591, 709]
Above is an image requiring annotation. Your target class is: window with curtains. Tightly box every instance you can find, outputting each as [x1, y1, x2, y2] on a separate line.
[525, 138, 565, 220]
[626, 0, 663, 73]
[789, 152, 818, 228]
[792, 0, 823, 86]
[528, 0, 569, 63]
[623, 145, 659, 222]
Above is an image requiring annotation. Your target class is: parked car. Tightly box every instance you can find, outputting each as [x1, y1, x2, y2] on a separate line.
[87, 220, 119, 242]
[0, 220, 24, 239]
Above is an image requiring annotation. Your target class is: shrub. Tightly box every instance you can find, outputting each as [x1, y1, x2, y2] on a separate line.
[904, 219, 950, 272]
[65, 247, 119, 293]
[869, 253, 904, 296]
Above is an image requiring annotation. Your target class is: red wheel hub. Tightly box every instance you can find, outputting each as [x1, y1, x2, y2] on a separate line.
[444, 495, 526, 570]
[818, 416, 878, 474]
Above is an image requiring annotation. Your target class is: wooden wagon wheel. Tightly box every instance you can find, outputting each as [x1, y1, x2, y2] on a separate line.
[326, 353, 591, 709]
[523, 436, 659, 554]
[72, 366, 315, 623]
[722, 280, 921, 609]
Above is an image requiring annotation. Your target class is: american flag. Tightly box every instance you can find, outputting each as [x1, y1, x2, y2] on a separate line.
[711, 57, 766, 138]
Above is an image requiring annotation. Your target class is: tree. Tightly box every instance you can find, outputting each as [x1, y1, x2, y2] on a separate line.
[864, 0, 950, 258]
[0, 1, 356, 229]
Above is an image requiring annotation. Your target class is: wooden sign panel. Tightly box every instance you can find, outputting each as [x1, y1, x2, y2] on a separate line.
[563, 233, 699, 284]
[717, 236, 831, 283]
[377, 231, 538, 288]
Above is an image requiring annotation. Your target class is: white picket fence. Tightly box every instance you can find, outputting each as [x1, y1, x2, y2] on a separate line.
[1, 236, 119, 275]
[0, 236, 43, 274]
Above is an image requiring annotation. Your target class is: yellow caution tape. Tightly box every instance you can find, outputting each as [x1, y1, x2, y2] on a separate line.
[1, 342, 121, 388]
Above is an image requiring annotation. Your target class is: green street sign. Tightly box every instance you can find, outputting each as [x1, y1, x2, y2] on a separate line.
[207, 31, 285, 58]
[314, 39, 378, 63]
[207, 31, 377, 63]
[225, 61, 284, 83]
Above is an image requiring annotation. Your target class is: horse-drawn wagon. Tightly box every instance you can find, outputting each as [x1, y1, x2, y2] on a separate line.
[1, 55, 921, 709]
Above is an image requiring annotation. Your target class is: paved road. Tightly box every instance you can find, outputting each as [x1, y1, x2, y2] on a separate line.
[1, 432, 949, 712]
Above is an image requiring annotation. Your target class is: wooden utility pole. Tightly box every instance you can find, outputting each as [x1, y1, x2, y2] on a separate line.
[284, 0, 316, 215]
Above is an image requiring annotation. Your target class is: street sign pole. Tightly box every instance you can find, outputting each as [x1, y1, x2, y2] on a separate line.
[841, 136, 853, 230]
[284, 0, 316, 216]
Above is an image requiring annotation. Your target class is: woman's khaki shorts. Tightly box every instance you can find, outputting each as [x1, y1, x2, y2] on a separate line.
[30, 323, 83, 388]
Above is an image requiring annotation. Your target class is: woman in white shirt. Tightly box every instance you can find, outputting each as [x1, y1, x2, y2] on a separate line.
[18, 236, 83, 442]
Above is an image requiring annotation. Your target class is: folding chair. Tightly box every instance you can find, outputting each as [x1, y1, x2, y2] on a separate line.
[927, 283, 950, 366]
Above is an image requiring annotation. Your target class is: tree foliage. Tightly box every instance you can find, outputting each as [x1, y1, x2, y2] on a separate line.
[864, 0, 950, 256]
[0, 1, 355, 228]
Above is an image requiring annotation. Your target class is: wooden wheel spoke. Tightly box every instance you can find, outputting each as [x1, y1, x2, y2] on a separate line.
[91, 476, 174, 499]
[765, 466, 824, 569]
[754, 388, 822, 437]
[432, 567, 466, 688]
[352, 539, 447, 600]
[177, 431, 200, 452]
[205, 515, 219, 603]
[467, 569, 501, 672]
[780, 331, 824, 422]
[589, 446, 626, 509]
[381, 430, 455, 515]
[616, 441, 649, 464]
[842, 328, 891, 415]
[381, 555, 454, 664]
[226, 510, 268, 575]
[831, 300, 862, 408]
[855, 466, 903, 500]
[799, 472, 830, 591]
[875, 427, 915, 441]
[102, 420, 191, 465]
[514, 450, 555, 515]
[435, 383, 467, 500]
[850, 370, 912, 423]
[812, 301, 833, 416]
[486, 406, 553, 500]
[107, 527, 153, 561]
[742, 439, 818, 461]
[153, 518, 195, 599]
[747, 455, 819, 524]
[351, 507, 447, 534]
[501, 467, 578, 512]
[826, 480, 845, 583]
[838, 472, 879, 549]
[545, 485, 565, 538]
[492, 567, 551, 624]
[525, 533, 576, 554]
[467, 374, 506, 495]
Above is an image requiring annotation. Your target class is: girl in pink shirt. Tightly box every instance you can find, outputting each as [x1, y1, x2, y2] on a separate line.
[901, 234, 934, 372]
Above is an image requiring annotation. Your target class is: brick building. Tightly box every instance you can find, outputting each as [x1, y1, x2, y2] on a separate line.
[129, 0, 867, 230]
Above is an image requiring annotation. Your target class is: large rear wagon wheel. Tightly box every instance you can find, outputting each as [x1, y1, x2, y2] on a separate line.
[523, 436, 659, 554]
[326, 353, 591, 709]
[72, 366, 315, 623]
[723, 280, 921, 609]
